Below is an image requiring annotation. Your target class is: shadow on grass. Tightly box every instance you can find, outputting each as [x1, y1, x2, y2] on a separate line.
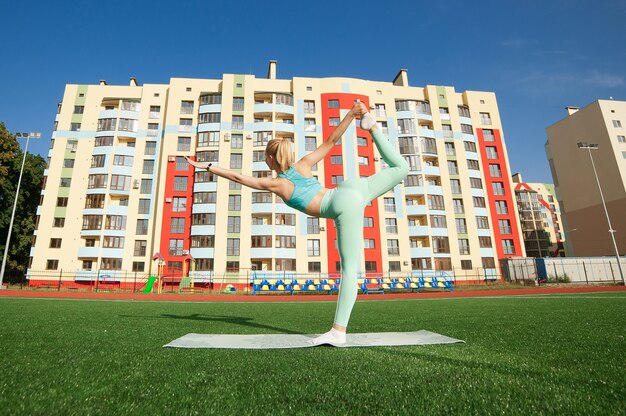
[121, 313, 303, 335]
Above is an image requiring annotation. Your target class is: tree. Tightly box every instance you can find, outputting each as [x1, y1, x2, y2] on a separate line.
[0, 122, 46, 282]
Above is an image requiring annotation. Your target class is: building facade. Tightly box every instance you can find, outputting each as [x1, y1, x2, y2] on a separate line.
[28, 62, 524, 287]
[546, 100, 626, 257]
[512, 173, 566, 257]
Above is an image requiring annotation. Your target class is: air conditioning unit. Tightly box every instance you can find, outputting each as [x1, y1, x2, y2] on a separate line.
[374, 157, 379, 161]
[403, 261, 409, 266]
[246, 134, 252, 140]
[168, 156, 176, 162]
[320, 226, 326, 231]
[224, 133, 230, 142]
[165, 198, 172, 203]
[132, 180, 140, 189]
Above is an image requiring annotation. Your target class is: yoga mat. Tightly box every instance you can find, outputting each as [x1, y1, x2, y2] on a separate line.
[164, 330, 464, 349]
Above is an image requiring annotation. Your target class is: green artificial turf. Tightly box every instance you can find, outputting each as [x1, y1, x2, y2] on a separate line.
[0, 293, 624, 415]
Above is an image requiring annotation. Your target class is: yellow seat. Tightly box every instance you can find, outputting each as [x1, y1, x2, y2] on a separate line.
[313, 279, 320, 285]
[308, 285, 316, 290]
[269, 279, 276, 285]
[398, 278, 406, 283]
[278, 285, 285, 291]
[261, 285, 269, 291]
[382, 283, 390, 289]
[384, 278, 392, 284]
[323, 284, 331, 290]
[410, 283, 418, 288]
[328, 279, 335, 285]
[395, 283, 403, 288]
[294, 285, 301, 291]
[357, 279, 364, 284]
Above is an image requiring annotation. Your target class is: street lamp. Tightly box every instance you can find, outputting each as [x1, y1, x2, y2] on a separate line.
[0, 131, 41, 289]
[577, 142, 625, 285]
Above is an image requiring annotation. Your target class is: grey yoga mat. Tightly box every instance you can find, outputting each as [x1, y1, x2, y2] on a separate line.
[164, 330, 464, 349]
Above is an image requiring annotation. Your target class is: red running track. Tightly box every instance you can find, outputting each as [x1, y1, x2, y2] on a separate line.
[0, 286, 624, 302]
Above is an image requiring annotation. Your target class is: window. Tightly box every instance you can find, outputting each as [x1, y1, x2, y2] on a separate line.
[200, 94, 222, 105]
[70, 122, 81, 132]
[478, 236, 491, 248]
[82, 260, 93, 270]
[230, 154, 243, 169]
[46, 260, 59, 270]
[447, 160, 459, 175]
[304, 100, 316, 114]
[142, 159, 154, 174]
[461, 124, 473, 134]
[384, 197, 396, 213]
[147, 123, 159, 137]
[140, 179, 152, 194]
[53, 217, 65, 227]
[473, 197, 486, 208]
[132, 262, 145, 272]
[332, 175, 344, 185]
[428, 195, 445, 210]
[103, 236, 124, 249]
[228, 195, 241, 211]
[329, 117, 340, 126]
[398, 137, 418, 154]
[398, 119, 416, 134]
[422, 138, 437, 154]
[105, 215, 126, 231]
[305, 136, 317, 151]
[405, 175, 423, 187]
[483, 129, 495, 142]
[464, 141, 477, 152]
[113, 155, 133, 167]
[486, 146, 498, 160]
[499, 219, 512, 234]
[82, 215, 102, 230]
[430, 215, 447, 228]
[179, 118, 192, 132]
[253, 131, 272, 146]
[307, 217, 320, 234]
[173, 177, 188, 192]
[445, 142, 456, 156]
[330, 155, 343, 165]
[308, 240, 320, 256]
[386, 218, 398, 234]
[192, 236, 215, 248]
[136, 219, 149, 235]
[357, 137, 367, 147]
[59, 177, 71, 187]
[169, 239, 184, 256]
[387, 240, 400, 256]
[492, 182, 505, 196]
[308, 262, 321, 273]
[49, 238, 62, 248]
[192, 213, 215, 225]
[489, 163, 502, 177]
[110, 175, 131, 191]
[461, 260, 472, 270]
[458, 239, 470, 255]
[88, 174, 107, 189]
[374, 103, 386, 117]
[233, 97, 244, 111]
[138, 199, 150, 214]
[227, 216, 241, 233]
[85, 194, 104, 209]
[467, 159, 480, 170]
[232, 116, 244, 130]
[442, 124, 453, 138]
[149, 106, 160, 118]
[275, 236, 296, 248]
[502, 239, 515, 254]
[199, 113, 221, 123]
[618, 135, 625, 143]
[482, 257, 496, 268]
[432, 236, 450, 253]
[304, 118, 316, 132]
[118, 118, 138, 132]
[359, 156, 369, 166]
[495, 200, 508, 215]
[363, 239, 376, 249]
[177, 137, 191, 151]
[613, 120, 622, 128]
[172, 197, 186, 212]
[470, 178, 482, 189]
[480, 112, 492, 125]
[251, 236, 271, 248]
[193, 192, 216, 204]
[434, 258, 452, 271]
[231, 134, 243, 149]
[404, 155, 420, 171]
[252, 192, 272, 203]
[328, 99, 339, 108]
[455, 218, 467, 234]
[276, 259, 295, 271]
[145, 141, 157, 155]
[412, 258, 432, 270]
[477, 217, 490, 229]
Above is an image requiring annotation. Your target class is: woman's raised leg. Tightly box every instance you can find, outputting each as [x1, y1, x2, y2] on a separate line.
[364, 121, 409, 201]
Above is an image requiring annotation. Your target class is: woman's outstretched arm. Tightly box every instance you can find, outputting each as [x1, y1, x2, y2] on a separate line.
[185, 157, 276, 191]
[298, 101, 364, 168]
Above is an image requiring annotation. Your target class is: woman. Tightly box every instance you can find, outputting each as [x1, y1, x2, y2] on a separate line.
[185, 100, 408, 344]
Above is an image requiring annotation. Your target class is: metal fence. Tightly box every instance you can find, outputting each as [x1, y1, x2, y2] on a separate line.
[501, 257, 626, 285]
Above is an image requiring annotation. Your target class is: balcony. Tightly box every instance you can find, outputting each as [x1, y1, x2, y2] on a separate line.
[410, 247, 432, 258]
[408, 225, 429, 236]
[406, 204, 427, 215]
[251, 224, 273, 236]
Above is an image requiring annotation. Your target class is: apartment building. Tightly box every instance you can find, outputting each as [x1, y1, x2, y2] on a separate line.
[546, 100, 626, 257]
[28, 61, 524, 287]
[512, 173, 566, 257]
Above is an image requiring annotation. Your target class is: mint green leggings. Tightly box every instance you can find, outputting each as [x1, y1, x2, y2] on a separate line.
[319, 128, 409, 327]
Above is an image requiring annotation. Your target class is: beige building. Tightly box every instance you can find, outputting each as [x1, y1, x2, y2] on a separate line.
[546, 100, 626, 256]
[29, 61, 524, 288]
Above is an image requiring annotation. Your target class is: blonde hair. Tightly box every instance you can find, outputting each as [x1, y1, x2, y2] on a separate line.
[265, 138, 294, 172]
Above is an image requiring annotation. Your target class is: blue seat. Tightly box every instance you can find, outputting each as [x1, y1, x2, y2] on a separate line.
[270, 284, 277, 291]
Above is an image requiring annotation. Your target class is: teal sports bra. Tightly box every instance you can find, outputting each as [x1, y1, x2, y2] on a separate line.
[277, 166, 323, 211]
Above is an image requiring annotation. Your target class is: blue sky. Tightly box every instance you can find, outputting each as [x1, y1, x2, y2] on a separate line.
[1, 0, 624, 183]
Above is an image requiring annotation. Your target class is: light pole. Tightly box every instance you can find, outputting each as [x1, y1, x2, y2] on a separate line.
[0, 132, 41, 289]
[577, 142, 625, 285]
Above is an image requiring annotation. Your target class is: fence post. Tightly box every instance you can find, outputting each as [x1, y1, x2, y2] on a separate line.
[582, 261, 588, 285]
[609, 261, 616, 283]
[133, 271, 137, 293]
[58, 269, 62, 291]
